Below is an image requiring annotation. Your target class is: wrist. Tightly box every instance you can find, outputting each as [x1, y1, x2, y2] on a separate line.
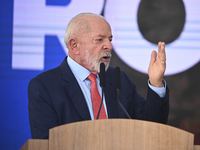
[149, 80, 163, 87]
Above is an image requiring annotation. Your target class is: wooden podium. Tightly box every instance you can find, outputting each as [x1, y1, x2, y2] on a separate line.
[20, 119, 200, 150]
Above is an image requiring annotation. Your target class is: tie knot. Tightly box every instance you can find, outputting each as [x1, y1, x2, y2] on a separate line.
[87, 74, 96, 83]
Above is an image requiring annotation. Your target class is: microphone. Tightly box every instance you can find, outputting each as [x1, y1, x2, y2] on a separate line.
[96, 63, 105, 119]
[115, 67, 131, 119]
[100, 63, 105, 87]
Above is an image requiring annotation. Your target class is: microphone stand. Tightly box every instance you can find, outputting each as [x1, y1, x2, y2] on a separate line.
[96, 87, 104, 119]
[115, 67, 131, 119]
[117, 88, 131, 119]
[96, 63, 105, 120]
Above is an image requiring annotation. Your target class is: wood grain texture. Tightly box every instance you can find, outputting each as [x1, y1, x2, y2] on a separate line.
[194, 145, 200, 150]
[49, 119, 194, 150]
[20, 139, 48, 150]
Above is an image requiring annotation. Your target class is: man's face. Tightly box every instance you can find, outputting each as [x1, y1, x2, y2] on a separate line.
[79, 17, 113, 74]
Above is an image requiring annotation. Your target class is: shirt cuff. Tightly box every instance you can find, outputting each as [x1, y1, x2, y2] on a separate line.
[148, 80, 166, 98]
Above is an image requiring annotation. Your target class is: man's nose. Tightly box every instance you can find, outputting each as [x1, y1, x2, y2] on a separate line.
[103, 40, 113, 52]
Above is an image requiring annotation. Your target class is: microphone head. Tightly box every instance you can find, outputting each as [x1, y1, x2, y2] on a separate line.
[115, 67, 121, 90]
[100, 63, 105, 87]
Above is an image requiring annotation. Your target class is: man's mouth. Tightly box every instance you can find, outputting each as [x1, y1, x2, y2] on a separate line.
[101, 56, 110, 62]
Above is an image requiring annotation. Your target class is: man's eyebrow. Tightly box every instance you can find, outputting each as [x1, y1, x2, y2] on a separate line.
[97, 34, 113, 38]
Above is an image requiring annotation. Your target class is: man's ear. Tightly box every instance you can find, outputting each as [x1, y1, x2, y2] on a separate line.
[68, 38, 80, 54]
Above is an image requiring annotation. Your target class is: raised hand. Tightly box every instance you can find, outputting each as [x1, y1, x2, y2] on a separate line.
[148, 42, 166, 87]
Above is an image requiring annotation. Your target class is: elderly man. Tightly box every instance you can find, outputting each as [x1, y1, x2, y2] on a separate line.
[28, 12, 169, 139]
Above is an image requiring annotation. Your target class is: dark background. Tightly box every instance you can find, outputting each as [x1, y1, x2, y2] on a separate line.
[108, 0, 200, 144]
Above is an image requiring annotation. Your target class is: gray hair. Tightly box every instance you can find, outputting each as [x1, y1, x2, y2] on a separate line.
[64, 12, 105, 48]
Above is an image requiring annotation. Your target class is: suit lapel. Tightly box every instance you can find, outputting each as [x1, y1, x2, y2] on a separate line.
[60, 57, 91, 120]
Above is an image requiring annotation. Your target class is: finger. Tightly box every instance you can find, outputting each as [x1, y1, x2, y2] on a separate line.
[150, 50, 157, 65]
[158, 41, 166, 62]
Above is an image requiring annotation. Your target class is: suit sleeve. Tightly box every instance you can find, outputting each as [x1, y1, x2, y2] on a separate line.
[121, 71, 169, 124]
[28, 78, 58, 139]
[144, 86, 169, 123]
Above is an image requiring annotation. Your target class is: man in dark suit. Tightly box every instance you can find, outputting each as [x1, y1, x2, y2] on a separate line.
[28, 12, 169, 139]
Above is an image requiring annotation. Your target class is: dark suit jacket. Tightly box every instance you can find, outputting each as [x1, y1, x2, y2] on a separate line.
[28, 57, 169, 139]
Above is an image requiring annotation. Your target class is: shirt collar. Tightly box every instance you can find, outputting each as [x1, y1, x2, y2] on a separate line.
[67, 56, 97, 81]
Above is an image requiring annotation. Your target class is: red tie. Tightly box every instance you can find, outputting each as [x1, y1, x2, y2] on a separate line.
[87, 74, 107, 119]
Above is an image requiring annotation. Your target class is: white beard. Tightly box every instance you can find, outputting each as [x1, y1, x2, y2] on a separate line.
[84, 48, 111, 73]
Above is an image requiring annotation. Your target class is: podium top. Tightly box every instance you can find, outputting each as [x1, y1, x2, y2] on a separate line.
[49, 119, 194, 150]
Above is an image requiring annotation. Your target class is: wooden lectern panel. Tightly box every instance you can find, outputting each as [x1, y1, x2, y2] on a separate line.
[20, 139, 48, 150]
[49, 119, 194, 150]
[194, 145, 200, 150]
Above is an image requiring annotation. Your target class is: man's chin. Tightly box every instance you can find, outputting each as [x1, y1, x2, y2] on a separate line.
[92, 61, 110, 74]
[105, 63, 110, 71]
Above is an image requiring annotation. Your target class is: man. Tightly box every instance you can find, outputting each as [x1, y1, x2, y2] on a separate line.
[28, 12, 169, 139]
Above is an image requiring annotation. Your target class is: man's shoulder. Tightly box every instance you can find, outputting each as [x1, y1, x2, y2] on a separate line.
[31, 57, 68, 81]
[37, 66, 61, 79]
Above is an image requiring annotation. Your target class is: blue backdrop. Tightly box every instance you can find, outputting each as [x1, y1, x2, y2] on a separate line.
[0, 1, 67, 149]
